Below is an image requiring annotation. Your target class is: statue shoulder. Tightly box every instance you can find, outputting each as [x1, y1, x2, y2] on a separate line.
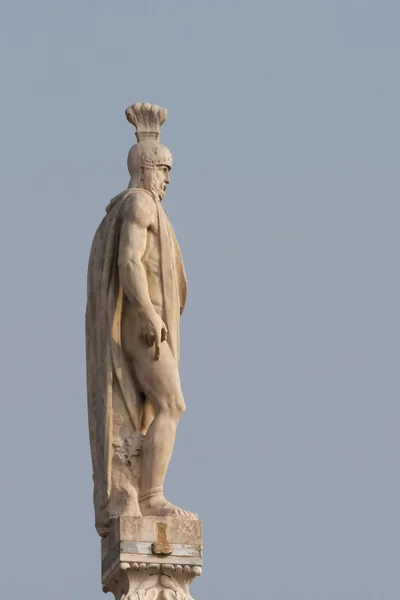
[121, 189, 156, 228]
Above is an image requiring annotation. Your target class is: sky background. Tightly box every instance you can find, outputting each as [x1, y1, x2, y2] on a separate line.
[1, 1, 400, 598]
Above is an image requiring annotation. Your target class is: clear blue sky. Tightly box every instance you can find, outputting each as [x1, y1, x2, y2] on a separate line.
[1, 1, 400, 598]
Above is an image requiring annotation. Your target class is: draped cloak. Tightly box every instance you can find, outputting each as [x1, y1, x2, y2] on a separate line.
[86, 188, 187, 530]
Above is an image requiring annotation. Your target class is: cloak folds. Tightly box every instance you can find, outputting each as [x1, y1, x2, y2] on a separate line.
[86, 188, 187, 528]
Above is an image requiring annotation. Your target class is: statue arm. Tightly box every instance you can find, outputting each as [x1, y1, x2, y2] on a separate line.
[118, 196, 157, 321]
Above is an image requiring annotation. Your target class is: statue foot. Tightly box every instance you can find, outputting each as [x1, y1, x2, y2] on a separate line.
[139, 490, 197, 519]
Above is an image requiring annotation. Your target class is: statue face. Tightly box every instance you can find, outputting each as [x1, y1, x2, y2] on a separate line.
[143, 165, 170, 201]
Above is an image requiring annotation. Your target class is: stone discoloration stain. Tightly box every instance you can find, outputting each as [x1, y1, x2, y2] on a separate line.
[151, 522, 173, 555]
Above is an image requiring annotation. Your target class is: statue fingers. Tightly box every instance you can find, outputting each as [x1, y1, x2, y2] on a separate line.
[154, 337, 161, 361]
[161, 325, 168, 342]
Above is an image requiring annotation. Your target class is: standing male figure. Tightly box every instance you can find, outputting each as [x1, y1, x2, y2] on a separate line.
[86, 103, 195, 537]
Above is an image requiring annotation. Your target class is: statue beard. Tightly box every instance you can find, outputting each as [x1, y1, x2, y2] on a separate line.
[151, 179, 166, 202]
[141, 168, 166, 201]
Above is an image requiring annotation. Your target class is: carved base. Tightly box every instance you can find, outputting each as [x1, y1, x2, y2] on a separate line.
[104, 562, 202, 600]
[102, 517, 202, 600]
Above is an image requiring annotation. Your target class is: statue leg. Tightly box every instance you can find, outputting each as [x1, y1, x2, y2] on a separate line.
[129, 339, 196, 518]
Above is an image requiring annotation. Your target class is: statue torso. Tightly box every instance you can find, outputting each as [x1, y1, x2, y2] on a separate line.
[142, 212, 163, 315]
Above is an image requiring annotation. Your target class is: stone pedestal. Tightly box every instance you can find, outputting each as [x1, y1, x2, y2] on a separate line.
[102, 517, 202, 600]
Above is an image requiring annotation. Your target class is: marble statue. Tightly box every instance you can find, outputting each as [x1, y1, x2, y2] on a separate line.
[86, 103, 196, 537]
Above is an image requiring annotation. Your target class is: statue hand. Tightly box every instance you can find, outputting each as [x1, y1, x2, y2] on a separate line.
[140, 314, 168, 360]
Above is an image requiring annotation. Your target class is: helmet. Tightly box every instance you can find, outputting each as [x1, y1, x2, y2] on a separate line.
[125, 103, 173, 185]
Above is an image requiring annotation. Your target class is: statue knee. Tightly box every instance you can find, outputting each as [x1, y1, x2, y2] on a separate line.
[174, 395, 186, 420]
[158, 392, 185, 422]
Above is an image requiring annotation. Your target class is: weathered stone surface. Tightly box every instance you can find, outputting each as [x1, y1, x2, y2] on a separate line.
[109, 516, 202, 546]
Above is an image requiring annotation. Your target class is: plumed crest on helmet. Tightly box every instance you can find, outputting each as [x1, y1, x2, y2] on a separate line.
[125, 102, 167, 142]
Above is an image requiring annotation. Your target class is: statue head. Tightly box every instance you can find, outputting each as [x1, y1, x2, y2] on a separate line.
[126, 103, 173, 201]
